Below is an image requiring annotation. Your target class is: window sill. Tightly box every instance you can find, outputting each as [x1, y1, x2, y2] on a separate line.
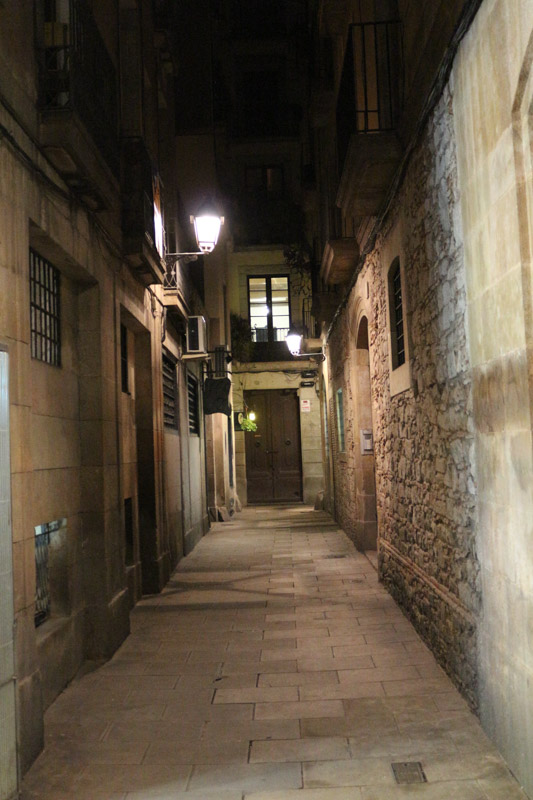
[390, 361, 411, 397]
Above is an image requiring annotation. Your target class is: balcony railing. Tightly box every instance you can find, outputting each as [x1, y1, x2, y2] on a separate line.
[251, 327, 289, 343]
[38, 0, 119, 175]
[337, 20, 402, 171]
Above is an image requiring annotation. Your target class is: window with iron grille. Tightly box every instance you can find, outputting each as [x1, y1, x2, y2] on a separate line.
[34, 518, 64, 627]
[187, 373, 200, 435]
[120, 324, 129, 393]
[30, 249, 61, 366]
[124, 497, 134, 565]
[336, 388, 345, 453]
[388, 257, 405, 369]
[162, 351, 178, 429]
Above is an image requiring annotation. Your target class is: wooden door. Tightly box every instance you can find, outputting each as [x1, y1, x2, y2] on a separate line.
[245, 389, 302, 503]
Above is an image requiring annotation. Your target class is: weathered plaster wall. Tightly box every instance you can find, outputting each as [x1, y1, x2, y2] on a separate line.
[453, 0, 533, 793]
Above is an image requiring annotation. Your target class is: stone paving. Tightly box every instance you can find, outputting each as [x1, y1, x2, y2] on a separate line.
[21, 506, 528, 800]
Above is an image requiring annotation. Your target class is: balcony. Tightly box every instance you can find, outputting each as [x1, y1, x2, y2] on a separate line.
[37, 0, 119, 207]
[336, 21, 403, 219]
[121, 138, 165, 286]
[320, 237, 359, 285]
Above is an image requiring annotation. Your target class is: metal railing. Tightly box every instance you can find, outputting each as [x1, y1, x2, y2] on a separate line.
[38, 0, 119, 174]
[337, 20, 402, 168]
[251, 327, 289, 343]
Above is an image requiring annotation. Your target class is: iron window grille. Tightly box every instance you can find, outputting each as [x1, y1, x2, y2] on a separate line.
[34, 519, 63, 627]
[120, 324, 129, 393]
[124, 497, 134, 566]
[187, 373, 200, 435]
[162, 351, 178, 428]
[30, 249, 61, 367]
[337, 20, 403, 170]
[389, 258, 405, 369]
[336, 388, 346, 453]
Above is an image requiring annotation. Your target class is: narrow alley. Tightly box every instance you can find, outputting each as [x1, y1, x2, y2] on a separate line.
[21, 507, 526, 800]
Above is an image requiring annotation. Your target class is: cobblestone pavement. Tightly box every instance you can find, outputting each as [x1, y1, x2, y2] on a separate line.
[21, 506, 528, 800]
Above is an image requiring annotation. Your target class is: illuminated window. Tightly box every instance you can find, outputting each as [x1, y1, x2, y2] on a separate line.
[248, 275, 290, 343]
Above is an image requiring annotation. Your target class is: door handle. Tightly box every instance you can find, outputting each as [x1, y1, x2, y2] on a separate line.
[265, 450, 278, 455]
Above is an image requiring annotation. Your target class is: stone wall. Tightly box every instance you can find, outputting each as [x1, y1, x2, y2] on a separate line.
[327, 82, 481, 704]
[453, 0, 533, 794]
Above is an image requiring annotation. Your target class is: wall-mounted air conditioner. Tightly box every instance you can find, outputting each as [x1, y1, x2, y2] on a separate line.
[186, 315, 207, 354]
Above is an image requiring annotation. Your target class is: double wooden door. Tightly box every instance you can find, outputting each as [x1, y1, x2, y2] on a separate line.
[245, 389, 302, 503]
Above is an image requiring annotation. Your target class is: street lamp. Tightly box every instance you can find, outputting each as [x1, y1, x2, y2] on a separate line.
[285, 327, 303, 356]
[191, 199, 225, 254]
[166, 199, 224, 260]
[285, 327, 325, 362]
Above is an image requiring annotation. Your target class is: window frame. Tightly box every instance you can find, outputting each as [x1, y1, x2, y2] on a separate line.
[336, 387, 346, 454]
[384, 251, 412, 397]
[245, 164, 285, 196]
[162, 349, 179, 430]
[29, 248, 61, 367]
[120, 323, 129, 394]
[187, 372, 200, 436]
[247, 273, 291, 344]
[388, 257, 406, 370]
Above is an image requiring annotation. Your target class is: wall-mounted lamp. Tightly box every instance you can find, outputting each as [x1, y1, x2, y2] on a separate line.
[286, 327, 303, 356]
[167, 199, 225, 260]
[285, 327, 325, 362]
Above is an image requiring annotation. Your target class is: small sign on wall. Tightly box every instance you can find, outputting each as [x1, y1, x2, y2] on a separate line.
[301, 399, 311, 413]
[360, 429, 374, 454]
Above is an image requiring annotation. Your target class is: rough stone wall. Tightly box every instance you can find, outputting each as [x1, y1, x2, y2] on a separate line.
[329, 82, 481, 704]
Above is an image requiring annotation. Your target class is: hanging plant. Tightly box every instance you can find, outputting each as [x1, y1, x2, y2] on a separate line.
[240, 417, 257, 432]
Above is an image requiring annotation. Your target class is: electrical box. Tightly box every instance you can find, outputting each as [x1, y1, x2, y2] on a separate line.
[186, 316, 207, 354]
[360, 429, 374, 454]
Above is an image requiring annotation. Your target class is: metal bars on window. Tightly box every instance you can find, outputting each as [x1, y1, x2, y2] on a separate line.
[34, 519, 61, 627]
[187, 374, 200, 435]
[337, 20, 402, 169]
[351, 21, 402, 134]
[30, 249, 61, 366]
[120, 324, 129, 393]
[390, 258, 405, 369]
[162, 352, 178, 428]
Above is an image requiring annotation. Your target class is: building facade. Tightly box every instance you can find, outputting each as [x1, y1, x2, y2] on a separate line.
[0, 1, 233, 793]
[307, 0, 533, 795]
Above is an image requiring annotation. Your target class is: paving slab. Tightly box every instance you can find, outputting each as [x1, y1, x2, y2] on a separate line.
[21, 505, 529, 800]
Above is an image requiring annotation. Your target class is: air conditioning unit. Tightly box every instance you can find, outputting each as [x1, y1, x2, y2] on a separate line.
[186, 316, 207, 354]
